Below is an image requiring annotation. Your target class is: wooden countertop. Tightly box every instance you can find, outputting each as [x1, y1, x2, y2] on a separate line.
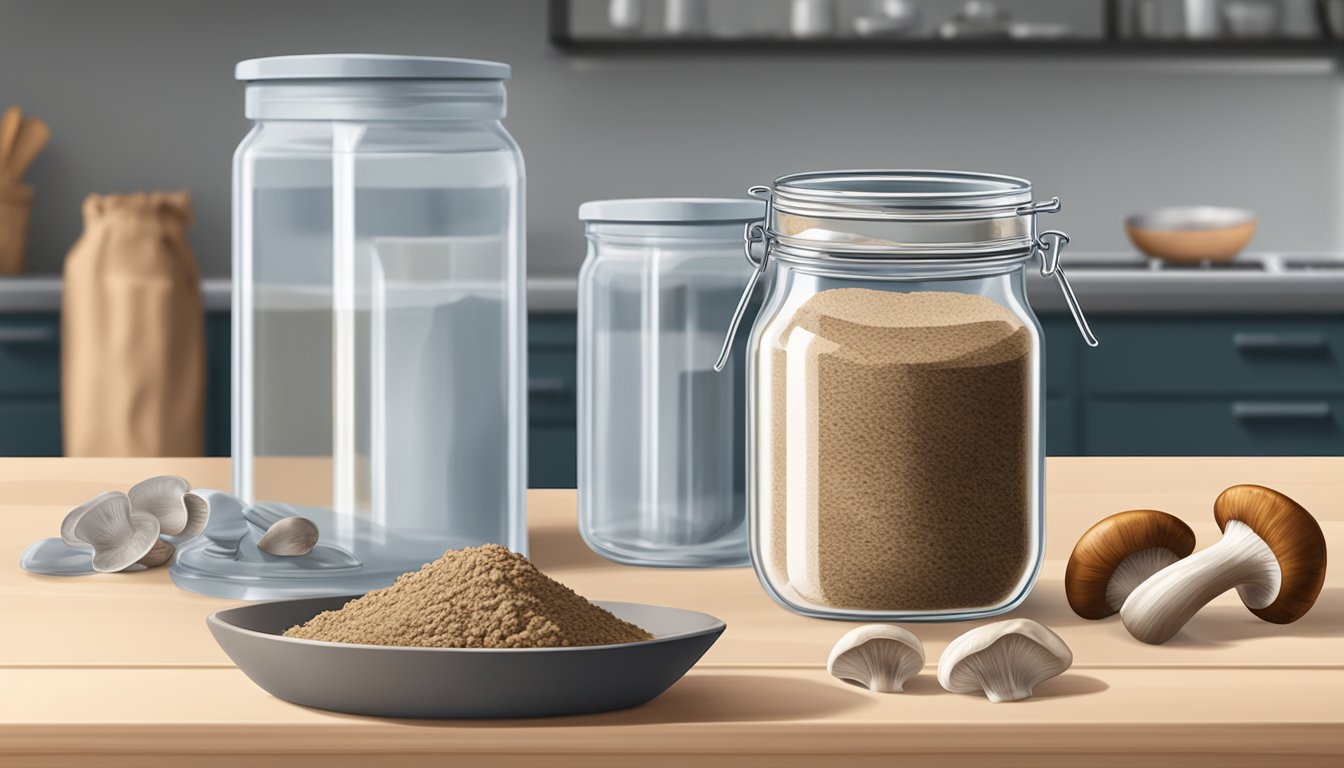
[2, 457, 1341, 767]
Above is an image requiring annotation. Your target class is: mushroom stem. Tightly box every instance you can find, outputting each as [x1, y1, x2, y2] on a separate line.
[1105, 547, 1184, 612]
[1121, 520, 1281, 644]
[951, 635, 1061, 703]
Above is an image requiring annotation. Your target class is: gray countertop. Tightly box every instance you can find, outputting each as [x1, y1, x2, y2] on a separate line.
[2, 253, 1341, 315]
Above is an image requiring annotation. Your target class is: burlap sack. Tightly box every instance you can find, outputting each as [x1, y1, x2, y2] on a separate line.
[0, 182, 32, 274]
[62, 192, 204, 456]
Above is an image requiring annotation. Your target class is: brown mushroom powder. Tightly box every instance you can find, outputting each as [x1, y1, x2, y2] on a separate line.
[760, 288, 1034, 612]
[284, 544, 653, 648]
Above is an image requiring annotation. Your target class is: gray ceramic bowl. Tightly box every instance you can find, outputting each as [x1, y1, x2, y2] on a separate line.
[208, 596, 725, 719]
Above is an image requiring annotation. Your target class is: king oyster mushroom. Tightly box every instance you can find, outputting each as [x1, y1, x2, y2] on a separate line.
[1121, 484, 1327, 645]
[128, 475, 209, 539]
[257, 515, 320, 557]
[938, 619, 1073, 703]
[1065, 509, 1197, 620]
[71, 493, 161, 573]
[827, 625, 925, 693]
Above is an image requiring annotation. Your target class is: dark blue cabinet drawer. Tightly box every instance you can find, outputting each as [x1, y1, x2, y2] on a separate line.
[0, 400, 61, 456]
[0, 316, 60, 396]
[205, 312, 231, 457]
[530, 313, 578, 348]
[1084, 317, 1344, 396]
[1046, 394, 1076, 455]
[1041, 318, 1079, 397]
[529, 424, 576, 489]
[1084, 398, 1344, 456]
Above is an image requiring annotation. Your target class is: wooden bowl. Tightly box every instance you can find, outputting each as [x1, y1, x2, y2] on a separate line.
[1124, 207, 1257, 264]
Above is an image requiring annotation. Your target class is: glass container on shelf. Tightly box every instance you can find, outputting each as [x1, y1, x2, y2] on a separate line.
[172, 54, 527, 599]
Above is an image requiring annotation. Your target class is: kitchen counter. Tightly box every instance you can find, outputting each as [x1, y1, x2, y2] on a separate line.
[2, 457, 1341, 767]
[2, 253, 1342, 314]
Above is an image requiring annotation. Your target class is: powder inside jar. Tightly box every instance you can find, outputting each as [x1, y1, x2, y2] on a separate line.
[761, 288, 1034, 612]
[283, 544, 653, 648]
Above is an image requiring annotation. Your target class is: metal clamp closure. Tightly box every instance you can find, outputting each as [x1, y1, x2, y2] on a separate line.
[1030, 222, 1099, 348]
[713, 189, 1099, 373]
[713, 219, 770, 372]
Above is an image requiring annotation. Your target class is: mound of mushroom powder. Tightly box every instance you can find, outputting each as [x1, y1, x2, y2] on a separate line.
[284, 544, 652, 648]
[762, 289, 1033, 612]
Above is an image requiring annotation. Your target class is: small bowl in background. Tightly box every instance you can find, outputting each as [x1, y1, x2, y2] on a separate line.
[1125, 207, 1258, 264]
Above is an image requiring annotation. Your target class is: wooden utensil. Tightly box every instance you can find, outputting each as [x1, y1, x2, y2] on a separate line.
[0, 106, 21, 177]
[7, 116, 50, 180]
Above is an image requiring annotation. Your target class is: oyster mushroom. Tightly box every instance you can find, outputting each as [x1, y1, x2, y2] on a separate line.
[827, 625, 925, 693]
[71, 493, 161, 573]
[257, 516, 319, 557]
[128, 475, 208, 538]
[1121, 484, 1327, 645]
[136, 539, 176, 568]
[59, 490, 129, 549]
[938, 619, 1073, 703]
[1065, 510, 1197, 619]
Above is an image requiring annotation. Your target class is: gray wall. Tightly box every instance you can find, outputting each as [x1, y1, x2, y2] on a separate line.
[0, 0, 1339, 279]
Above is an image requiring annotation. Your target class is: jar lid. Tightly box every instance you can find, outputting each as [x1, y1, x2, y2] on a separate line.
[764, 170, 1043, 258]
[236, 54, 510, 82]
[579, 198, 766, 224]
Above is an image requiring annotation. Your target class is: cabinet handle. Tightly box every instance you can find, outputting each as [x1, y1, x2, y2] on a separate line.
[1233, 332, 1329, 352]
[1232, 402, 1332, 420]
[0, 326, 56, 344]
[528, 376, 569, 395]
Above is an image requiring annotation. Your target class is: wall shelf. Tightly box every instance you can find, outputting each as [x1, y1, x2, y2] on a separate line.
[550, 38, 1342, 59]
[549, 0, 1343, 61]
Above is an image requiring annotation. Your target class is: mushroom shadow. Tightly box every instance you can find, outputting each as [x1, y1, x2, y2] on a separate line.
[1028, 673, 1110, 700]
[1161, 587, 1344, 647]
[367, 674, 868, 728]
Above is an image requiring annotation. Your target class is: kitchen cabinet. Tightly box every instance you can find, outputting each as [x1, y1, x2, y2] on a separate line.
[3, 310, 1339, 472]
[0, 311, 588, 487]
[0, 312, 234, 458]
[1046, 314, 1344, 456]
[0, 315, 60, 455]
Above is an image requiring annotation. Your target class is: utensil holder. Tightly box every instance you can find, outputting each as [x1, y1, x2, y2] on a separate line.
[0, 182, 32, 274]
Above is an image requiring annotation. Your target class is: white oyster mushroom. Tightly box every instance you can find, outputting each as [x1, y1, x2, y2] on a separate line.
[128, 475, 207, 537]
[938, 619, 1073, 703]
[136, 539, 176, 568]
[827, 625, 925, 693]
[59, 491, 128, 549]
[178, 491, 210, 539]
[72, 493, 161, 573]
[257, 516, 319, 557]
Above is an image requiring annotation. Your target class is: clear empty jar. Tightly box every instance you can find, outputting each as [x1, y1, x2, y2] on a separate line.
[578, 198, 765, 567]
[172, 54, 527, 599]
[718, 171, 1097, 619]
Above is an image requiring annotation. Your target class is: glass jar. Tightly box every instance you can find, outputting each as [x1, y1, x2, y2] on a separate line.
[717, 170, 1097, 620]
[578, 198, 765, 567]
[172, 55, 527, 599]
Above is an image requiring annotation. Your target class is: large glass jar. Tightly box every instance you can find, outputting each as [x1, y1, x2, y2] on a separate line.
[720, 171, 1096, 620]
[172, 55, 526, 599]
[578, 199, 765, 567]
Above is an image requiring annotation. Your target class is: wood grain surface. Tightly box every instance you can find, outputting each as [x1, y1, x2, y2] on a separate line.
[1, 457, 1341, 767]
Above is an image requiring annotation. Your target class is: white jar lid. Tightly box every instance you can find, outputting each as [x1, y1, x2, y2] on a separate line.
[579, 198, 766, 224]
[236, 54, 510, 81]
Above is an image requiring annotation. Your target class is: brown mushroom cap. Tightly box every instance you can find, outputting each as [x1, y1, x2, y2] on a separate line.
[1214, 484, 1327, 624]
[1065, 509, 1197, 619]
